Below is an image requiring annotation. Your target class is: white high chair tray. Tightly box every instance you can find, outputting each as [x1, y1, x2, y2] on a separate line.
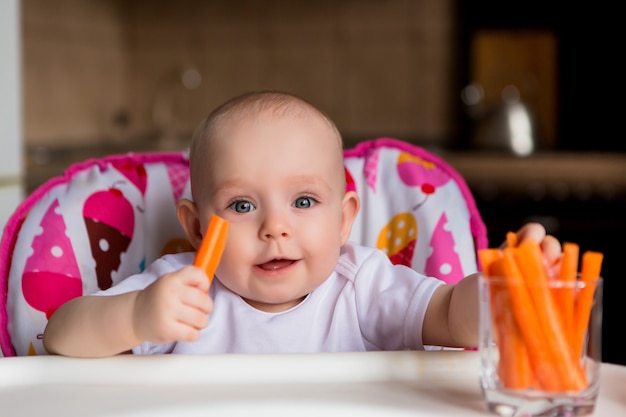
[1, 350, 625, 416]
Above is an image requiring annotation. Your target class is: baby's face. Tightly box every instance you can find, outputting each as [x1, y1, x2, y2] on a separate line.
[198, 110, 351, 312]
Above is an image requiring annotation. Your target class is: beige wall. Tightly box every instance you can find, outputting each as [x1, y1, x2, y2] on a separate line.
[22, 0, 459, 149]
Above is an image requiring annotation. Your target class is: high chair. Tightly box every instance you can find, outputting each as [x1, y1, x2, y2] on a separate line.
[0, 138, 488, 357]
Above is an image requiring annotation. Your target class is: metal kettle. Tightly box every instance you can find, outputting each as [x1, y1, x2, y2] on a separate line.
[462, 84, 536, 156]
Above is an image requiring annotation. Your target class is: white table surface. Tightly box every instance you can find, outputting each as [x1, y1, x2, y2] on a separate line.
[0, 350, 624, 417]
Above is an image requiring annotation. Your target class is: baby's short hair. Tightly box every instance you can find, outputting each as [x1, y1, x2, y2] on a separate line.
[188, 90, 343, 201]
[191, 90, 340, 152]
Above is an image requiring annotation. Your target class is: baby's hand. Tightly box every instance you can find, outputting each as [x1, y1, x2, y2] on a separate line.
[131, 266, 213, 344]
[509, 222, 562, 277]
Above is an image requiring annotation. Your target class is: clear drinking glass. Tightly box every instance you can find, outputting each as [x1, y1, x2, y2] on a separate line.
[478, 274, 603, 417]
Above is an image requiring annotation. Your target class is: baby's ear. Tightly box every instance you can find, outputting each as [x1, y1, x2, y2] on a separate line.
[340, 191, 360, 245]
[177, 199, 203, 249]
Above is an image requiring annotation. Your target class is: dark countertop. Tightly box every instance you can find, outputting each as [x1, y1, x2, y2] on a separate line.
[25, 141, 626, 194]
[24, 138, 189, 193]
[441, 151, 626, 189]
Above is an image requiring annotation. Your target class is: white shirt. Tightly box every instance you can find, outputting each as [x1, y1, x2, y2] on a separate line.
[96, 242, 445, 354]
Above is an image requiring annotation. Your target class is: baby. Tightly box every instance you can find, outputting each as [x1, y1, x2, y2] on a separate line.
[43, 90, 561, 357]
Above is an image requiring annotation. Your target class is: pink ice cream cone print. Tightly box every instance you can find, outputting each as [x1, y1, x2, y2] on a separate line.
[376, 212, 417, 268]
[424, 213, 464, 284]
[83, 187, 134, 290]
[22, 199, 83, 319]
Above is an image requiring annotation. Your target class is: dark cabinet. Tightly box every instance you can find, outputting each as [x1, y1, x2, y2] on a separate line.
[456, 0, 623, 152]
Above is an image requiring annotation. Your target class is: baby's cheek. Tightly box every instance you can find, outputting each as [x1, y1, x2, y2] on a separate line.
[311, 251, 341, 286]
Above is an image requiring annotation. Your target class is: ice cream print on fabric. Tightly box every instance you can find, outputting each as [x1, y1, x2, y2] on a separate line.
[358, 149, 465, 283]
[22, 199, 83, 320]
[112, 160, 148, 196]
[377, 212, 417, 267]
[345, 166, 356, 193]
[395, 151, 449, 202]
[395, 151, 463, 283]
[82, 186, 134, 290]
[424, 212, 464, 283]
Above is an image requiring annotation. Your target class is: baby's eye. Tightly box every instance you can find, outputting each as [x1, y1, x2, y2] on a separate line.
[229, 200, 256, 213]
[293, 196, 317, 209]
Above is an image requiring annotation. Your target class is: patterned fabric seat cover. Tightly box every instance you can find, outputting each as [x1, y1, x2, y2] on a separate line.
[0, 138, 487, 357]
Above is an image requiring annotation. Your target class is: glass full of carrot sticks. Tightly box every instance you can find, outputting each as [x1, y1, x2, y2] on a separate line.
[478, 233, 603, 417]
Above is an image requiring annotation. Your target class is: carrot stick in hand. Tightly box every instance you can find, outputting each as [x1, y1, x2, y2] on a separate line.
[193, 214, 229, 284]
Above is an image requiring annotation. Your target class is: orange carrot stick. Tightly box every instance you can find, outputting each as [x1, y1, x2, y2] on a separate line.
[193, 214, 229, 284]
[513, 240, 587, 391]
[556, 242, 579, 352]
[478, 248, 502, 274]
[479, 251, 512, 386]
[489, 257, 534, 389]
[500, 247, 563, 391]
[506, 231, 518, 248]
[572, 251, 603, 360]
[498, 295, 534, 389]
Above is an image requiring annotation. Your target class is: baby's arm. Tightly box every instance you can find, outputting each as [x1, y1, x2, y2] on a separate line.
[421, 222, 562, 348]
[43, 266, 212, 357]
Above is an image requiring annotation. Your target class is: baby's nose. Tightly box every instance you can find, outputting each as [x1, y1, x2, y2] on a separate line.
[259, 212, 291, 240]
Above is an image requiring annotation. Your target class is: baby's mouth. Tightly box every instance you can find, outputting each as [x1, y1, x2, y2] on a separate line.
[258, 259, 296, 271]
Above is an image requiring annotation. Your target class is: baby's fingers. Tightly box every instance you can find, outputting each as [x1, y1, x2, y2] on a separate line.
[507, 223, 563, 278]
[137, 299, 210, 344]
[540, 234, 562, 267]
[513, 222, 548, 246]
[179, 265, 211, 293]
[173, 306, 211, 342]
[133, 267, 213, 343]
[168, 270, 214, 340]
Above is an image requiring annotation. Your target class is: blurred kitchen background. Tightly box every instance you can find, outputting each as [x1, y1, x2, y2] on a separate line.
[2, 0, 625, 364]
